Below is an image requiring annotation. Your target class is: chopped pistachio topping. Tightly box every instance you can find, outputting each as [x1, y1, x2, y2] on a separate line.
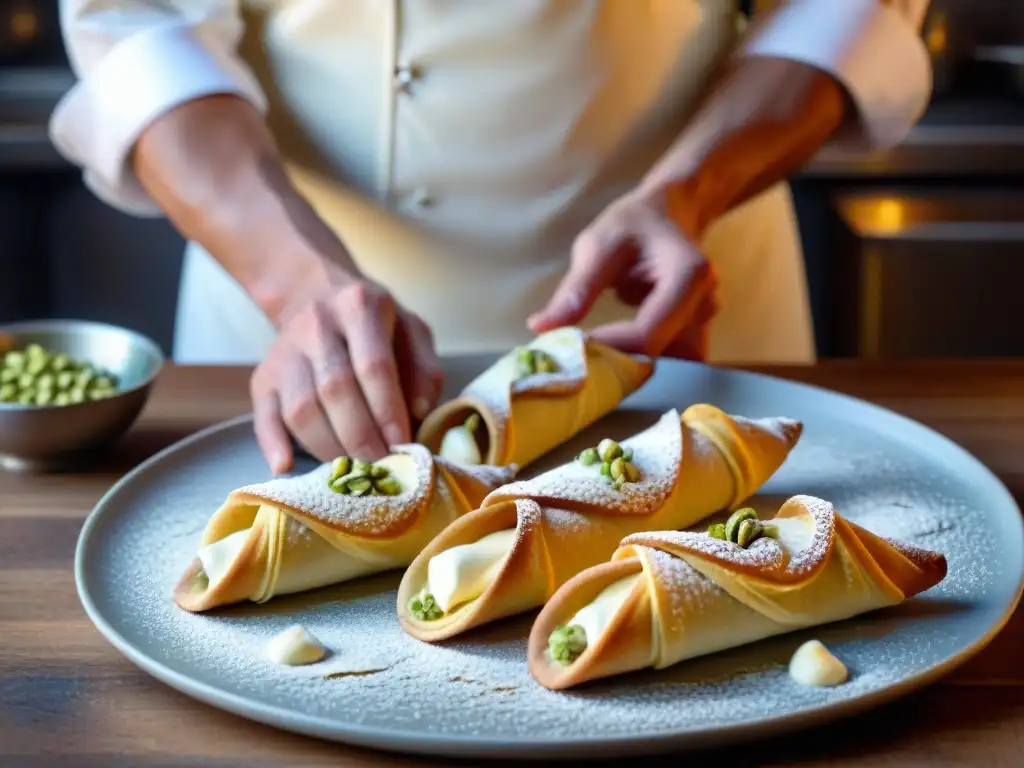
[463, 412, 481, 434]
[408, 588, 443, 621]
[707, 522, 727, 540]
[597, 438, 622, 463]
[373, 476, 402, 496]
[548, 624, 588, 665]
[717, 507, 769, 548]
[736, 518, 762, 548]
[331, 456, 352, 479]
[724, 507, 758, 543]
[327, 455, 403, 496]
[514, 346, 560, 379]
[578, 438, 640, 489]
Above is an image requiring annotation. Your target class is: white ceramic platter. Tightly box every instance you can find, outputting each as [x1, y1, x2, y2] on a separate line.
[75, 358, 1024, 760]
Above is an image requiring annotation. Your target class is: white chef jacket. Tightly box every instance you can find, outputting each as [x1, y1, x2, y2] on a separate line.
[52, 0, 931, 365]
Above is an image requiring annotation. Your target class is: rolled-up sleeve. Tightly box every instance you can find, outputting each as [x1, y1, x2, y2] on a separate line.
[736, 0, 932, 150]
[52, 1, 267, 216]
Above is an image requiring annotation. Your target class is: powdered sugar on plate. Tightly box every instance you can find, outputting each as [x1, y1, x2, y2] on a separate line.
[79, 398, 1020, 752]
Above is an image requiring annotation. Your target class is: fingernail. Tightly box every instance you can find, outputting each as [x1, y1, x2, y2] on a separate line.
[355, 444, 386, 461]
[384, 424, 405, 447]
[270, 454, 288, 475]
[413, 397, 432, 420]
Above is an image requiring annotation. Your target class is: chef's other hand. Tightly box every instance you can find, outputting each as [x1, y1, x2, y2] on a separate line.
[528, 190, 718, 360]
[250, 279, 443, 475]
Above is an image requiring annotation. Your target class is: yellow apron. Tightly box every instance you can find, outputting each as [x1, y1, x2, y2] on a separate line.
[173, 0, 814, 365]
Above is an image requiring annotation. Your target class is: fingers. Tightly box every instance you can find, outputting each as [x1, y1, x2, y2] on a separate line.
[395, 310, 445, 422]
[301, 304, 390, 461]
[336, 283, 412, 450]
[264, 349, 346, 464]
[595, 221, 715, 357]
[528, 227, 634, 333]
[251, 388, 293, 475]
[661, 292, 717, 360]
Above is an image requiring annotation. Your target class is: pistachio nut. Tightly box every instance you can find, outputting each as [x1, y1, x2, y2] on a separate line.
[597, 438, 623, 463]
[622, 447, 633, 462]
[610, 456, 627, 481]
[761, 523, 780, 539]
[578, 447, 600, 466]
[0, 342, 120, 408]
[707, 522, 727, 540]
[599, 461, 612, 476]
[736, 518, 763, 548]
[370, 465, 389, 479]
[464, 412, 481, 435]
[533, 350, 559, 374]
[330, 456, 352, 480]
[622, 461, 641, 483]
[373, 476, 402, 496]
[724, 508, 759, 543]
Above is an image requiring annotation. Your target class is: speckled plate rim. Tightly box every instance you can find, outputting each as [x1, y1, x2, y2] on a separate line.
[75, 359, 1024, 760]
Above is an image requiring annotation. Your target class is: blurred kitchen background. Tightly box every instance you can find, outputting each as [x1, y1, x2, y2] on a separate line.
[1, 0, 1022, 360]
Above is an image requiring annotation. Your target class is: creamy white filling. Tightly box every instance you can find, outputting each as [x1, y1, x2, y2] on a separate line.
[427, 528, 517, 613]
[438, 424, 483, 465]
[772, 516, 815, 556]
[788, 639, 848, 686]
[197, 528, 250, 586]
[566, 572, 643, 649]
[265, 624, 327, 666]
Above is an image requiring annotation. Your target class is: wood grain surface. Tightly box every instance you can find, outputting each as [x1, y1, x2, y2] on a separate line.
[2, 363, 1023, 768]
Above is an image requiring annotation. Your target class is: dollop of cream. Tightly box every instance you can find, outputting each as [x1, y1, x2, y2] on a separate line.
[265, 624, 327, 666]
[439, 424, 483, 465]
[427, 528, 517, 613]
[566, 573, 643, 648]
[197, 528, 250, 586]
[788, 639, 848, 687]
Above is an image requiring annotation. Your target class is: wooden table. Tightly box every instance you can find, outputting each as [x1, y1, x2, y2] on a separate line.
[3, 363, 1023, 767]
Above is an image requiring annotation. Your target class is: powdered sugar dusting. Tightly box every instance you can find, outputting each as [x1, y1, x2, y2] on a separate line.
[435, 457, 519, 496]
[642, 547, 728, 656]
[484, 410, 682, 516]
[623, 495, 841, 582]
[460, 327, 591, 461]
[235, 444, 435, 537]
[82, 399, 1018, 750]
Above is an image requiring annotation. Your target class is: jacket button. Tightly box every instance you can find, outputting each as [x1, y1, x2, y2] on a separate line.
[394, 63, 422, 92]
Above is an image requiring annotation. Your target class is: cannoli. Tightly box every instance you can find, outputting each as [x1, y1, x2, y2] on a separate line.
[528, 496, 947, 689]
[398, 404, 802, 640]
[173, 446, 516, 612]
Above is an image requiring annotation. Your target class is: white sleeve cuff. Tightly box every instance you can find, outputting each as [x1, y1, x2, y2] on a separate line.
[737, 0, 932, 150]
[50, 22, 267, 217]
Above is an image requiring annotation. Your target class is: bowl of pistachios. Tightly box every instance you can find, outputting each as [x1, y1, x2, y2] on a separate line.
[0, 319, 164, 473]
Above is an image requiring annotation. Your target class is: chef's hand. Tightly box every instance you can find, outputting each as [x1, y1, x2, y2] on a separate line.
[250, 276, 444, 475]
[527, 190, 718, 360]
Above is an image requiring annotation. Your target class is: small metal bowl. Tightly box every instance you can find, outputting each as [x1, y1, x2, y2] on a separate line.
[0, 319, 165, 473]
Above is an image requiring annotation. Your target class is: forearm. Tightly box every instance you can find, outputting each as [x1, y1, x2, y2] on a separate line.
[132, 95, 360, 325]
[636, 56, 846, 239]
[638, 0, 931, 240]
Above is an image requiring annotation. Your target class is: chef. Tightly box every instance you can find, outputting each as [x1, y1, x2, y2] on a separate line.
[52, 0, 931, 472]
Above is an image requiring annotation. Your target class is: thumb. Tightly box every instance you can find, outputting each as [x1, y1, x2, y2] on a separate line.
[528, 233, 631, 333]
